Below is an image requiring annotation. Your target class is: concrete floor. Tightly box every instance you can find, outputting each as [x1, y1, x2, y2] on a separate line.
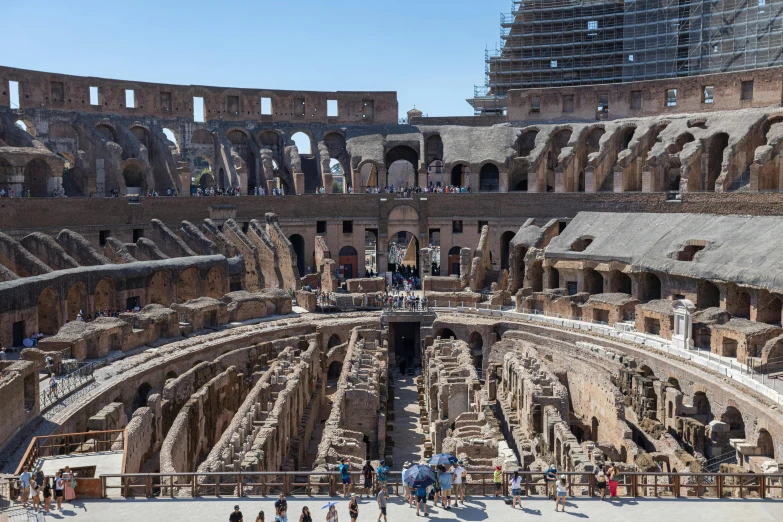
[15, 495, 783, 521]
[37, 451, 123, 478]
[391, 374, 425, 467]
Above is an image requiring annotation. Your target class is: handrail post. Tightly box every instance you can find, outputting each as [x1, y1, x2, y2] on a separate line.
[674, 474, 680, 498]
[146, 474, 152, 498]
[192, 473, 197, 497]
[238, 473, 243, 498]
[101, 475, 106, 499]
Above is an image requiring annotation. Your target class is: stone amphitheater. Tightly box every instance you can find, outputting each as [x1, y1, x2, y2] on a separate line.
[1, 64, 783, 521]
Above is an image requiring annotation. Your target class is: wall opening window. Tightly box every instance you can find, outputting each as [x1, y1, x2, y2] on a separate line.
[292, 132, 312, 155]
[563, 94, 574, 113]
[125, 89, 136, 109]
[342, 220, 353, 234]
[703, 86, 714, 104]
[261, 97, 272, 115]
[9, 80, 20, 109]
[478, 220, 488, 233]
[327, 99, 338, 117]
[362, 100, 375, 119]
[452, 220, 463, 234]
[530, 96, 540, 113]
[666, 89, 678, 107]
[631, 91, 642, 109]
[587, 20, 598, 30]
[597, 94, 609, 120]
[550, 60, 558, 68]
[90, 86, 99, 106]
[160, 91, 172, 111]
[317, 221, 327, 234]
[741, 81, 754, 100]
[193, 96, 205, 122]
[628, 54, 634, 62]
[99, 230, 110, 246]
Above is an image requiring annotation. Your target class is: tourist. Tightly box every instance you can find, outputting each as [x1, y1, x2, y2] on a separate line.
[509, 470, 523, 509]
[42, 476, 51, 513]
[275, 507, 288, 522]
[0, 346, 6, 361]
[376, 460, 390, 493]
[493, 465, 502, 497]
[544, 463, 558, 500]
[298, 507, 311, 522]
[326, 503, 338, 522]
[54, 471, 64, 511]
[596, 466, 607, 500]
[608, 463, 620, 500]
[230, 505, 244, 522]
[19, 466, 31, 506]
[437, 465, 452, 510]
[401, 462, 413, 506]
[30, 480, 41, 512]
[63, 465, 76, 503]
[376, 487, 388, 522]
[361, 460, 374, 498]
[348, 493, 359, 521]
[452, 460, 466, 506]
[256, 511, 265, 522]
[34, 468, 44, 490]
[339, 457, 353, 497]
[415, 482, 428, 517]
[48, 374, 58, 399]
[274, 493, 287, 516]
[555, 475, 568, 512]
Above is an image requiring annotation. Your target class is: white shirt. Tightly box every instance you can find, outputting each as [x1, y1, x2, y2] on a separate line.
[453, 466, 465, 484]
[510, 476, 523, 489]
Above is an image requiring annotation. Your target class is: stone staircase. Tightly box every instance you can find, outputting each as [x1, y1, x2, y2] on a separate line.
[415, 374, 434, 458]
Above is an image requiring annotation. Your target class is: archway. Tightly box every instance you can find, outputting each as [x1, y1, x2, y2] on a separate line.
[94, 278, 116, 313]
[638, 273, 662, 302]
[389, 231, 418, 276]
[735, 290, 751, 319]
[177, 268, 200, 303]
[327, 361, 343, 380]
[132, 382, 152, 412]
[609, 270, 632, 294]
[450, 164, 470, 188]
[365, 231, 378, 275]
[706, 133, 729, 191]
[528, 261, 544, 292]
[37, 287, 62, 335]
[479, 164, 500, 192]
[162, 128, 179, 150]
[757, 429, 775, 458]
[122, 163, 146, 191]
[697, 281, 720, 309]
[435, 328, 456, 340]
[591, 416, 599, 442]
[66, 283, 88, 321]
[360, 162, 379, 189]
[387, 160, 416, 188]
[23, 158, 51, 196]
[500, 231, 515, 270]
[339, 245, 359, 280]
[150, 271, 173, 305]
[584, 268, 603, 295]
[329, 158, 345, 193]
[327, 334, 342, 349]
[289, 234, 306, 275]
[517, 130, 539, 157]
[291, 132, 312, 155]
[469, 331, 484, 370]
[757, 294, 782, 325]
[720, 407, 745, 436]
[447, 246, 462, 276]
[206, 266, 226, 299]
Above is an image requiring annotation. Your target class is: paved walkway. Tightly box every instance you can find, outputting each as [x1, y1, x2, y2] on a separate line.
[12, 496, 783, 521]
[391, 373, 425, 467]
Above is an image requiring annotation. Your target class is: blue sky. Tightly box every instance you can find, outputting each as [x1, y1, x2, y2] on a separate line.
[1, 0, 507, 118]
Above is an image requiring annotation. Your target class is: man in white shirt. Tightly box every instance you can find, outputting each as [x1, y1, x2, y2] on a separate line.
[452, 461, 466, 506]
[19, 466, 31, 506]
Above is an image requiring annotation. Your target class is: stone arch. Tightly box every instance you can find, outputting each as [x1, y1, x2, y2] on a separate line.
[339, 245, 359, 280]
[121, 160, 147, 191]
[37, 287, 62, 335]
[619, 125, 637, 150]
[697, 280, 720, 309]
[206, 266, 226, 299]
[693, 391, 711, 420]
[385, 145, 419, 170]
[66, 282, 89, 321]
[479, 162, 500, 192]
[584, 268, 603, 295]
[289, 234, 306, 275]
[591, 416, 599, 442]
[387, 204, 419, 222]
[638, 273, 662, 302]
[608, 270, 632, 294]
[735, 289, 751, 319]
[425, 134, 443, 165]
[327, 333, 342, 349]
[720, 406, 745, 434]
[95, 123, 116, 142]
[585, 126, 606, 155]
[23, 158, 51, 197]
[162, 128, 179, 150]
[706, 132, 729, 191]
[450, 162, 470, 188]
[435, 328, 456, 340]
[150, 271, 173, 305]
[327, 361, 343, 380]
[517, 129, 539, 157]
[469, 331, 484, 370]
[132, 382, 152, 412]
[94, 278, 116, 313]
[756, 292, 782, 325]
[757, 429, 775, 458]
[447, 245, 462, 276]
[165, 370, 178, 381]
[528, 261, 544, 292]
[500, 231, 515, 270]
[359, 160, 380, 189]
[177, 268, 200, 303]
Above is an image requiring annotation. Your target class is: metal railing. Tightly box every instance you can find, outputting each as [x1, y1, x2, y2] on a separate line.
[15, 429, 126, 476]
[97, 470, 783, 500]
[40, 362, 96, 411]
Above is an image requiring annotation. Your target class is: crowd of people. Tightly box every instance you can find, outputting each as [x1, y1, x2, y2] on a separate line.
[17, 464, 77, 515]
[362, 184, 469, 196]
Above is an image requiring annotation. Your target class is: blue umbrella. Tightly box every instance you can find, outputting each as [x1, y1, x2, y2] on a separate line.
[428, 453, 458, 467]
[404, 464, 437, 488]
[322, 501, 339, 510]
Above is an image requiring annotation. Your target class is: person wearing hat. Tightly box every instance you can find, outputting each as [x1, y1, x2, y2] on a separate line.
[401, 462, 413, 507]
[339, 458, 353, 498]
[555, 474, 568, 512]
[348, 493, 359, 521]
[229, 505, 244, 522]
[544, 463, 558, 500]
[452, 460, 466, 506]
[376, 460, 390, 495]
[493, 465, 503, 497]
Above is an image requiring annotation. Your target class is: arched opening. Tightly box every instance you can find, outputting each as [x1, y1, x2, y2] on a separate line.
[735, 290, 751, 319]
[528, 261, 544, 292]
[162, 128, 179, 150]
[206, 266, 226, 299]
[639, 365, 655, 378]
[427, 160, 444, 187]
[469, 331, 484, 370]
[512, 246, 528, 292]
[693, 391, 712, 421]
[325, 132, 350, 190]
[577, 170, 585, 192]
[479, 163, 500, 192]
[609, 270, 632, 294]
[720, 407, 745, 436]
[23, 158, 51, 197]
[388, 231, 418, 277]
[591, 416, 599, 442]
[547, 129, 573, 173]
[338, 245, 359, 280]
[546, 266, 560, 290]
[177, 268, 200, 303]
[697, 281, 721, 309]
[132, 382, 152, 413]
[122, 163, 146, 191]
[150, 271, 173, 305]
[327, 361, 343, 381]
[667, 377, 681, 390]
[620, 126, 636, 150]
[585, 127, 606, 156]
[387, 160, 416, 188]
[329, 158, 345, 193]
[638, 273, 662, 302]
[94, 278, 116, 313]
[447, 246, 462, 276]
[517, 130, 539, 157]
[37, 287, 62, 335]
[706, 133, 729, 191]
[95, 124, 116, 142]
[165, 370, 178, 381]
[435, 328, 456, 340]
[757, 429, 775, 459]
[291, 132, 312, 155]
[450, 164, 470, 188]
[584, 268, 603, 295]
[327, 334, 342, 349]
[66, 283, 88, 322]
[360, 162, 379, 189]
[500, 231, 515, 270]
[289, 234, 306, 275]
[365, 231, 378, 275]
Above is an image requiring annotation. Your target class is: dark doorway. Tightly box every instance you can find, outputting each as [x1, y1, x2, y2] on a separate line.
[126, 296, 141, 310]
[391, 322, 420, 374]
[13, 321, 25, 347]
[290, 234, 306, 275]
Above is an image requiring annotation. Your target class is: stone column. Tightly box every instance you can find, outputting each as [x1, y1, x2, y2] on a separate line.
[294, 172, 305, 195]
[499, 171, 509, 193]
[672, 299, 696, 350]
[584, 167, 595, 193]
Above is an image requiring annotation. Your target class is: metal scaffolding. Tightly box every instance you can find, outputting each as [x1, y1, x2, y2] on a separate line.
[469, 0, 783, 114]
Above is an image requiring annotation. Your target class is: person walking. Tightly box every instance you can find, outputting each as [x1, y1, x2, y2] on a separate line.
[493, 465, 502, 497]
[54, 471, 64, 511]
[18, 466, 31, 506]
[437, 465, 452, 510]
[509, 471, 523, 509]
[326, 503, 338, 522]
[42, 476, 51, 514]
[595, 466, 608, 500]
[401, 462, 413, 506]
[361, 460, 374, 498]
[376, 460, 390, 494]
[452, 460, 466, 506]
[274, 493, 287, 516]
[415, 484, 428, 517]
[544, 463, 558, 500]
[348, 494, 359, 522]
[298, 507, 311, 522]
[376, 488, 388, 522]
[555, 475, 568, 512]
[230, 505, 244, 522]
[339, 458, 353, 498]
[608, 463, 620, 500]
